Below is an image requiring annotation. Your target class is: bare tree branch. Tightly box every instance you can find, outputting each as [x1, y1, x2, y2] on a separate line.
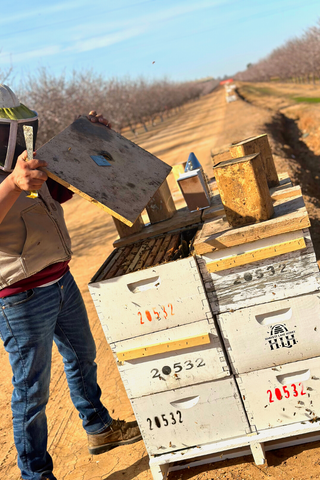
[234, 19, 320, 83]
[17, 68, 218, 145]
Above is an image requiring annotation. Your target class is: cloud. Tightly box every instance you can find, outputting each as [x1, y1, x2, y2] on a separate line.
[68, 0, 231, 53]
[70, 26, 145, 53]
[0, 0, 231, 64]
[71, 0, 230, 34]
[146, 0, 230, 23]
[0, 46, 61, 64]
[0, 1, 86, 27]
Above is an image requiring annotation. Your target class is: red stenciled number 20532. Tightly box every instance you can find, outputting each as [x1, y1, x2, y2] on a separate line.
[138, 304, 174, 324]
[267, 383, 306, 402]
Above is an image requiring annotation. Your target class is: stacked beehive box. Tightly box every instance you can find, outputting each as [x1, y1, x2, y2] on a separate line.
[89, 228, 252, 461]
[194, 151, 320, 444]
[225, 83, 237, 103]
[89, 137, 320, 479]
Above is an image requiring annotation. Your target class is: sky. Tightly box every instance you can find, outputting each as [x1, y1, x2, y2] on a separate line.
[1, 0, 320, 86]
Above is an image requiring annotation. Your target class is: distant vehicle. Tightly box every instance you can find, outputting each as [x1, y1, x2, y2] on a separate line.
[220, 79, 233, 85]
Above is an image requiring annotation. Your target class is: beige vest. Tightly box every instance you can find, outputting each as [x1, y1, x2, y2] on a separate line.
[0, 172, 72, 288]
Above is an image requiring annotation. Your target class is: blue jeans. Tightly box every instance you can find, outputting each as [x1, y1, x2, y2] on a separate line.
[0, 271, 112, 480]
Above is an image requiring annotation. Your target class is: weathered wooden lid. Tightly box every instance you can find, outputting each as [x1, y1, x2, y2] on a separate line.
[231, 134, 267, 146]
[213, 153, 259, 169]
[37, 116, 172, 226]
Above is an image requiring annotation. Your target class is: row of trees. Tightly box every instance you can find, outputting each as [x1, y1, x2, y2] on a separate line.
[235, 19, 320, 83]
[10, 69, 218, 145]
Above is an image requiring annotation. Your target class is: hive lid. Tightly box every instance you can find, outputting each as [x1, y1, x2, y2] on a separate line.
[177, 169, 200, 180]
[37, 116, 172, 226]
[231, 133, 268, 146]
[213, 153, 259, 169]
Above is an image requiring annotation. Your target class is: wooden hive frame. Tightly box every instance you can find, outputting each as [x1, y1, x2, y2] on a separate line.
[96, 226, 199, 282]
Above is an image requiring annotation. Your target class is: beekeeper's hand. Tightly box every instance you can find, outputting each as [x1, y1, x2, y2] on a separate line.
[11, 151, 48, 192]
[87, 111, 112, 128]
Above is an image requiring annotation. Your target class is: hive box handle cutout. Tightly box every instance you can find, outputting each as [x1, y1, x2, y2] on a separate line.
[255, 308, 292, 325]
[127, 276, 161, 293]
[170, 396, 200, 409]
[276, 369, 310, 385]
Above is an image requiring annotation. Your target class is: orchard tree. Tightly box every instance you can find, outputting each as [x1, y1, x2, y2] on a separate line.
[234, 18, 320, 83]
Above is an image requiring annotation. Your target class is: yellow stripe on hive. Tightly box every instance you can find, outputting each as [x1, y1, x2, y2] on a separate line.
[117, 333, 211, 362]
[207, 237, 306, 273]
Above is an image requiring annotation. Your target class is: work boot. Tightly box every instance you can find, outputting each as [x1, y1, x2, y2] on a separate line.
[88, 419, 142, 455]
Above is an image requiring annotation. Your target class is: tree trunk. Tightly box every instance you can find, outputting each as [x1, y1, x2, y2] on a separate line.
[128, 123, 136, 135]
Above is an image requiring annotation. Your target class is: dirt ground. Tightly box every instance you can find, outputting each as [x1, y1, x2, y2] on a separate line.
[1, 84, 320, 480]
[237, 81, 320, 259]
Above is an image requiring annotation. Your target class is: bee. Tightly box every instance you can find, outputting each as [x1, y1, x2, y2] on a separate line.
[310, 416, 320, 423]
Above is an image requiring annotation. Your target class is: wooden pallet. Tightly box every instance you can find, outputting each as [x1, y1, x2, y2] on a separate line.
[149, 422, 320, 480]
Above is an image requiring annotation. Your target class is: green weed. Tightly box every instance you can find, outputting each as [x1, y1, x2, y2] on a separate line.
[292, 96, 320, 103]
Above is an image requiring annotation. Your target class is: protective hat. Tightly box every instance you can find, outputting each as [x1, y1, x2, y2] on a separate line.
[0, 84, 38, 172]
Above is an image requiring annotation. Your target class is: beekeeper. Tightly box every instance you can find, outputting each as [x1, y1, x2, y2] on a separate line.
[0, 84, 141, 480]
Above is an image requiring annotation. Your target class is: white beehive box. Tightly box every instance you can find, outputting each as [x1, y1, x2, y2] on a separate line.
[236, 356, 320, 431]
[131, 377, 251, 455]
[217, 291, 320, 374]
[226, 95, 237, 103]
[197, 229, 319, 314]
[89, 257, 212, 343]
[115, 319, 230, 398]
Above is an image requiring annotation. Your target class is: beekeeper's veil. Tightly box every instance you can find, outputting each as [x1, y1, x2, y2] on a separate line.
[0, 84, 38, 171]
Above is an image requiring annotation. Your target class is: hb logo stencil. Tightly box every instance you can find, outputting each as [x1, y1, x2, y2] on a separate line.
[265, 324, 297, 350]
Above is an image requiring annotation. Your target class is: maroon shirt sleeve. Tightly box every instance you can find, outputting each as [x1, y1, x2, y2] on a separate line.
[46, 177, 74, 204]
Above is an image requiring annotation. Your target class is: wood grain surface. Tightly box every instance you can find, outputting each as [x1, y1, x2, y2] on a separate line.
[37, 116, 172, 226]
[113, 206, 201, 248]
[194, 195, 311, 255]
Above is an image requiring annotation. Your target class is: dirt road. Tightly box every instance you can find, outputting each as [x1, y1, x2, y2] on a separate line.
[1, 86, 320, 480]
